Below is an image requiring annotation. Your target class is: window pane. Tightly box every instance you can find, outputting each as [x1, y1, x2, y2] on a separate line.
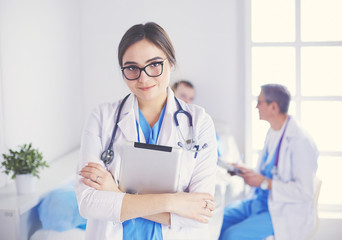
[317, 156, 342, 205]
[301, 0, 342, 41]
[301, 47, 342, 96]
[251, 0, 295, 42]
[301, 101, 342, 151]
[252, 100, 269, 150]
[252, 47, 296, 96]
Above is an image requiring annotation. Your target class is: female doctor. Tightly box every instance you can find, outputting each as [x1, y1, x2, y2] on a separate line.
[75, 22, 218, 240]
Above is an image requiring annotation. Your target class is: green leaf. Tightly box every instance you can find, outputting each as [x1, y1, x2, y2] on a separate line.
[0, 143, 49, 179]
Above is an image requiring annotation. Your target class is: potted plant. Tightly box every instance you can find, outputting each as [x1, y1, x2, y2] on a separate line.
[1, 143, 49, 194]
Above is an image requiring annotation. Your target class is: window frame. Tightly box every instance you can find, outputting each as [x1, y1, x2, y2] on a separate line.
[245, 0, 342, 211]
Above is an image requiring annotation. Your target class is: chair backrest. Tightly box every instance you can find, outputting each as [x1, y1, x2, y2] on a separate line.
[313, 177, 322, 207]
[305, 176, 322, 240]
[264, 176, 322, 240]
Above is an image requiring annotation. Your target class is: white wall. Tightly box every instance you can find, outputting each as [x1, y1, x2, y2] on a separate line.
[0, 0, 82, 187]
[0, 0, 245, 188]
[0, 66, 6, 187]
[80, 0, 245, 151]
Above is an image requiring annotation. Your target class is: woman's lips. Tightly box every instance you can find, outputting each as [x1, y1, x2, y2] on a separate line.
[139, 85, 155, 91]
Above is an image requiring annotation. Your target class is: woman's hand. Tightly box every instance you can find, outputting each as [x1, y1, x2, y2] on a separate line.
[79, 162, 121, 192]
[169, 192, 215, 223]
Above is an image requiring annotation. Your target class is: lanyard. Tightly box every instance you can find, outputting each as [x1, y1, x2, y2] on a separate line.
[274, 116, 291, 168]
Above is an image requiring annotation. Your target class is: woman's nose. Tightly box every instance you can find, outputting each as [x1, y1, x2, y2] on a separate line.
[137, 70, 149, 82]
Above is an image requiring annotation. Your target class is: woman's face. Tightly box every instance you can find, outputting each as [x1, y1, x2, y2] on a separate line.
[121, 39, 172, 103]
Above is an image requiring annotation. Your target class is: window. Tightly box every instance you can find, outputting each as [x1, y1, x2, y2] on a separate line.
[246, 0, 342, 210]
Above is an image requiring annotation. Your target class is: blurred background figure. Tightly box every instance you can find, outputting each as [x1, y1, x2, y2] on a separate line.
[219, 84, 318, 240]
[171, 80, 196, 104]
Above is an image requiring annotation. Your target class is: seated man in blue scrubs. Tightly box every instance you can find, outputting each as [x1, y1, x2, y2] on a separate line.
[219, 84, 318, 240]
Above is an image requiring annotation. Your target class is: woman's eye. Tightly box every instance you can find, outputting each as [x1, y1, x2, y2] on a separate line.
[150, 62, 161, 68]
[127, 66, 138, 71]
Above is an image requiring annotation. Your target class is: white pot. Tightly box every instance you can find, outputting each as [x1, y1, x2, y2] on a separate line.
[15, 174, 36, 195]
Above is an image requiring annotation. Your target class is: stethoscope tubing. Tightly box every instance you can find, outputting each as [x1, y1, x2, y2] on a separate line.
[101, 94, 207, 166]
[101, 93, 131, 165]
[173, 99, 193, 127]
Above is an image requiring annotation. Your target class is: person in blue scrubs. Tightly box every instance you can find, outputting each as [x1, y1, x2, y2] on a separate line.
[76, 22, 218, 240]
[122, 105, 167, 240]
[219, 151, 275, 240]
[219, 84, 302, 240]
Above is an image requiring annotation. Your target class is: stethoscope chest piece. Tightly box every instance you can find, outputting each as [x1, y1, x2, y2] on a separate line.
[101, 149, 114, 165]
[100, 94, 209, 167]
[100, 94, 131, 167]
[174, 97, 208, 154]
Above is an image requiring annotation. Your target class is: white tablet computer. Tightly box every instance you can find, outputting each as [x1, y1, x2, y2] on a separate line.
[119, 141, 182, 194]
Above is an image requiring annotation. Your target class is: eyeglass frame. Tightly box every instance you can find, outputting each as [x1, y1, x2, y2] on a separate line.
[121, 59, 168, 80]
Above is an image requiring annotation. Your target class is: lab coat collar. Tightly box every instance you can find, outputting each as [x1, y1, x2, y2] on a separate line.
[157, 87, 178, 146]
[116, 88, 178, 145]
[258, 115, 296, 171]
[283, 116, 297, 140]
[276, 116, 298, 174]
[117, 93, 138, 142]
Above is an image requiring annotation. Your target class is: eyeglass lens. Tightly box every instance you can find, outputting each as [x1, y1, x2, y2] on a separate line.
[122, 62, 164, 80]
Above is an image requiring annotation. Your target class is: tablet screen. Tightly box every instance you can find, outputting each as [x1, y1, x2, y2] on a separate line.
[119, 141, 182, 194]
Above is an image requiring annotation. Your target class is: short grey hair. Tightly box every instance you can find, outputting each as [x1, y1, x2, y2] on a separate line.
[261, 84, 291, 114]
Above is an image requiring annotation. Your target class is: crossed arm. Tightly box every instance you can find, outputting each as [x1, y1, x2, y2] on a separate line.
[79, 162, 215, 225]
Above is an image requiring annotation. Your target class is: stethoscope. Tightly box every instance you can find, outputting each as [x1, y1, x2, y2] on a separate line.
[173, 97, 208, 152]
[266, 116, 291, 175]
[100, 94, 208, 166]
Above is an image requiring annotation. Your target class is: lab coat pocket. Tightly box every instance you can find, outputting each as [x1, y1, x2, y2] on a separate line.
[278, 144, 292, 181]
[178, 151, 196, 191]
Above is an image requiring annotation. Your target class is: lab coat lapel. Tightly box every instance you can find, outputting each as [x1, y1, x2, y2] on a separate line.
[277, 116, 296, 174]
[116, 88, 180, 146]
[117, 94, 138, 142]
[157, 88, 178, 146]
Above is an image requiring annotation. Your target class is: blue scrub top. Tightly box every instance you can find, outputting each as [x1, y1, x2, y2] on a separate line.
[216, 134, 223, 158]
[122, 104, 167, 240]
[252, 145, 278, 213]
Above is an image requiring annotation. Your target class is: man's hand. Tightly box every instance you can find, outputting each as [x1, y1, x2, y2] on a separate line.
[233, 164, 265, 187]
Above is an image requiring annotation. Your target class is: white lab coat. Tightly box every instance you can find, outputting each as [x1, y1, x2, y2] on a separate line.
[254, 117, 318, 240]
[75, 88, 217, 240]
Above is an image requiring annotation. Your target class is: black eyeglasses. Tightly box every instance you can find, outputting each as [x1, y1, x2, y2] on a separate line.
[121, 59, 167, 80]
